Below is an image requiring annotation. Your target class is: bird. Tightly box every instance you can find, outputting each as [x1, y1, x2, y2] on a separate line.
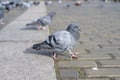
[0, 5, 5, 24]
[26, 11, 56, 31]
[33, 1, 40, 6]
[75, 1, 82, 6]
[20, 1, 32, 9]
[65, 2, 71, 8]
[32, 23, 81, 60]
[58, 0, 62, 4]
[45, 1, 53, 6]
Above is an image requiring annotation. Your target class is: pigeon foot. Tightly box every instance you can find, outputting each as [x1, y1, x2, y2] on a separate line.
[71, 53, 78, 59]
[51, 53, 59, 61]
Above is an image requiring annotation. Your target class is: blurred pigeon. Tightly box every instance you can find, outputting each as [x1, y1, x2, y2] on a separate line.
[33, 1, 40, 6]
[1, 0, 18, 11]
[1, 1, 12, 11]
[75, 1, 82, 6]
[98, 3, 104, 8]
[26, 1, 40, 6]
[0, 5, 5, 24]
[26, 11, 56, 31]
[45, 1, 52, 6]
[58, 0, 62, 4]
[20, 1, 32, 9]
[66, 3, 71, 8]
[32, 23, 81, 60]
[64, 2, 71, 8]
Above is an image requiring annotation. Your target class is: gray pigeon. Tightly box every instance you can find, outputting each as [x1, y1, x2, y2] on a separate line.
[32, 23, 81, 60]
[0, 5, 5, 24]
[26, 11, 56, 31]
[65, 3, 71, 8]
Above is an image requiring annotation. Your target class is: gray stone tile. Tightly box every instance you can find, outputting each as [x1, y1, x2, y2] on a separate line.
[78, 44, 99, 49]
[78, 78, 110, 80]
[64, 78, 78, 80]
[98, 60, 120, 67]
[78, 53, 111, 60]
[60, 69, 79, 78]
[58, 60, 96, 68]
[111, 53, 120, 59]
[90, 48, 120, 54]
[115, 78, 120, 80]
[98, 44, 120, 48]
[0, 42, 56, 80]
[84, 68, 120, 78]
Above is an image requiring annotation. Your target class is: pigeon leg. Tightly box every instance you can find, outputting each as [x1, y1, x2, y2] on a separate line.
[42, 26, 47, 31]
[37, 26, 42, 30]
[51, 53, 59, 60]
[0, 19, 5, 24]
[68, 49, 78, 59]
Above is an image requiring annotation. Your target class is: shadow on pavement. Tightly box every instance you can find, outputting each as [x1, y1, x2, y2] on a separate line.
[23, 47, 53, 57]
[23, 46, 70, 59]
[20, 25, 37, 30]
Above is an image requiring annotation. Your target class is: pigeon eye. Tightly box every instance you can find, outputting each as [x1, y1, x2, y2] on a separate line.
[74, 27, 77, 30]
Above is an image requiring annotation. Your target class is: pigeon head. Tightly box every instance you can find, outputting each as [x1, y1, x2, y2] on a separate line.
[66, 23, 81, 41]
[48, 11, 56, 19]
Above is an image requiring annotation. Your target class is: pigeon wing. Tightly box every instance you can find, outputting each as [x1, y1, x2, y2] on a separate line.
[37, 16, 51, 26]
[46, 31, 74, 52]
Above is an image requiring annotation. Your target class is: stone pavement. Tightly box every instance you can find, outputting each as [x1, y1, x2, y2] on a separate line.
[47, 1, 120, 80]
[0, 2, 57, 80]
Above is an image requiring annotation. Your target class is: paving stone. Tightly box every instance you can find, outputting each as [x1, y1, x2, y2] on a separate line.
[98, 44, 120, 48]
[79, 40, 108, 44]
[63, 78, 77, 80]
[98, 60, 120, 67]
[78, 53, 111, 60]
[115, 78, 120, 80]
[78, 44, 99, 49]
[106, 40, 120, 44]
[72, 46, 87, 54]
[60, 69, 79, 78]
[78, 78, 110, 80]
[58, 60, 96, 68]
[0, 42, 56, 80]
[90, 48, 120, 54]
[89, 37, 114, 42]
[84, 68, 120, 78]
[111, 53, 120, 59]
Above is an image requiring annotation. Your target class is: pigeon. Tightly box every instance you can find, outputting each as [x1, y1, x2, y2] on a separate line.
[58, 0, 62, 4]
[0, 5, 5, 24]
[32, 23, 81, 60]
[45, 1, 53, 6]
[33, 1, 40, 6]
[26, 11, 56, 31]
[64, 2, 71, 8]
[20, 1, 32, 9]
[1, 1, 14, 11]
[75, 1, 82, 6]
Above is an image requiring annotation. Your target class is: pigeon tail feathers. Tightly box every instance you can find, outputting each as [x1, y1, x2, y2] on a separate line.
[32, 41, 53, 50]
[26, 23, 30, 26]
